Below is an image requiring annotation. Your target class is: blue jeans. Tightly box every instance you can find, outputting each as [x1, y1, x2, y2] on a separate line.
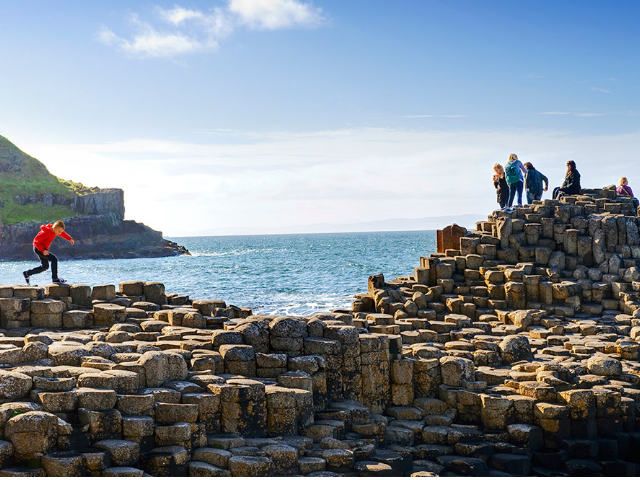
[508, 181, 523, 207]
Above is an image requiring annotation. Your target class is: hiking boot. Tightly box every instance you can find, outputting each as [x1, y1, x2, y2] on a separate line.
[23, 272, 30, 285]
[52, 278, 67, 284]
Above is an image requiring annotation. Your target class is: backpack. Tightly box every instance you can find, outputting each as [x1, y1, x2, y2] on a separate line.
[505, 161, 521, 184]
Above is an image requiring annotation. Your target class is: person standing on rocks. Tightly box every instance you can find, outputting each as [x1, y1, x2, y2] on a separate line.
[23, 220, 75, 285]
[504, 153, 527, 208]
[552, 160, 581, 199]
[492, 163, 509, 210]
[524, 162, 549, 204]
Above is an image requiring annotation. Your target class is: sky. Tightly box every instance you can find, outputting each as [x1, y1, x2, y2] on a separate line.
[1, 0, 639, 236]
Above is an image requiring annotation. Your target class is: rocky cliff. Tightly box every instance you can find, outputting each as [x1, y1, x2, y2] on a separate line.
[0, 135, 188, 259]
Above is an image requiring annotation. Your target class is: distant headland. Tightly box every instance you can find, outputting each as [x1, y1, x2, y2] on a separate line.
[0, 135, 189, 260]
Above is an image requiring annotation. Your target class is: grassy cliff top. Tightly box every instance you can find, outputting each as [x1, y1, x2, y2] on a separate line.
[0, 135, 97, 224]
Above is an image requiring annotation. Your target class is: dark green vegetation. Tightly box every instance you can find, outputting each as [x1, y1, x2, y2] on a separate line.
[0, 135, 96, 224]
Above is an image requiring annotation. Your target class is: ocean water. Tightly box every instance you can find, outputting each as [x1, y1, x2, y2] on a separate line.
[0, 231, 436, 315]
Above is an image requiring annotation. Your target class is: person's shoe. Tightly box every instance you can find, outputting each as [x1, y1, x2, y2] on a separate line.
[23, 272, 30, 285]
[52, 278, 67, 284]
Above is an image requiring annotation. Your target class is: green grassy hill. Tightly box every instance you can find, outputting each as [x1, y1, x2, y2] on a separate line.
[0, 135, 96, 224]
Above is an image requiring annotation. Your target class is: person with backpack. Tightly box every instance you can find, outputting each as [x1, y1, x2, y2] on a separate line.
[492, 163, 509, 210]
[524, 162, 549, 204]
[504, 153, 527, 208]
[552, 160, 581, 199]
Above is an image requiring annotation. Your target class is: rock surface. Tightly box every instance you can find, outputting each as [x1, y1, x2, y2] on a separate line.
[0, 187, 639, 476]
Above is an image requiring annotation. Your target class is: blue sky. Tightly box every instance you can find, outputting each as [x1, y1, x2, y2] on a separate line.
[1, 0, 639, 235]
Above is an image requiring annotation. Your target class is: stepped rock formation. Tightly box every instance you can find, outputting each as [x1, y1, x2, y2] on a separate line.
[0, 136, 188, 259]
[0, 186, 639, 476]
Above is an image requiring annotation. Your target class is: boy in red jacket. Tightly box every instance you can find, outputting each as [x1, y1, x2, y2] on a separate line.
[23, 220, 75, 285]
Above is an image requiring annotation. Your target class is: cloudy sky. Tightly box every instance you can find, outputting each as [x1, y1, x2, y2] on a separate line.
[1, 0, 639, 235]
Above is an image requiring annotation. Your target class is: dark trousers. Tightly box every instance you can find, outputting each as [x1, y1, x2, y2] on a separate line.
[508, 181, 523, 207]
[527, 191, 543, 205]
[553, 187, 563, 199]
[25, 248, 58, 280]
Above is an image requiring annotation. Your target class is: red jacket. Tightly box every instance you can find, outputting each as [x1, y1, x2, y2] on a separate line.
[33, 224, 73, 252]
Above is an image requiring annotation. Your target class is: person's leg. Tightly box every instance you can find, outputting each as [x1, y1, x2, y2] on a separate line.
[508, 184, 516, 207]
[49, 253, 59, 281]
[516, 181, 524, 206]
[526, 191, 534, 205]
[552, 187, 560, 199]
[535, 192, 543, 201]
[25, 249, 49, 277]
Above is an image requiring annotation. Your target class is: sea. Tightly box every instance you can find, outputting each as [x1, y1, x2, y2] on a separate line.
[0, 231, 436, 315]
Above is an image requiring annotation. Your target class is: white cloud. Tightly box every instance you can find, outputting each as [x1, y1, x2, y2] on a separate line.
[591, 86, 611, 94]
[159, 6, 206, 25]
[19, 127, 640, 236]
[229, 0, 323, 29]
[125, 30, 209, 57]
[98, 12, 220, 57]
[100, 0, 323, 58]
[97, 27, 119, 46]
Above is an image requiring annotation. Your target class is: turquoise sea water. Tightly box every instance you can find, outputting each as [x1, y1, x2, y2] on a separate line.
[0, 231, 436, 315]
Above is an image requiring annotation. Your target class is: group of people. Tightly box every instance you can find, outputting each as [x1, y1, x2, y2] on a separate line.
[492, 154, 635, 211]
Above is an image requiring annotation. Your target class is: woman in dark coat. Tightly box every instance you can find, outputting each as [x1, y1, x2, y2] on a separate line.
[493, 163, 509, 209]
[553, 160, 581, 199]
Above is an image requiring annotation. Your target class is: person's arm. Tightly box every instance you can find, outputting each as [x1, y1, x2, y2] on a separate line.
[542, 174, 549, 191]
[519, 161, 527, 174]
[60, 231, 75, 245]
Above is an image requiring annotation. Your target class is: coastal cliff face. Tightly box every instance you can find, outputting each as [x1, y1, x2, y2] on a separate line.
[0, 212, 189, 260]
[0, 136, 188, 259]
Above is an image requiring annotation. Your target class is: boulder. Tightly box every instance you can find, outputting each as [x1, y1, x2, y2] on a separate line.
[4, 411, 59, 460]
[439, 356, 475, 387]
[499, 335, 532, 363]
[0, 371, 32, 400]
[586, 355, 622, 377]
